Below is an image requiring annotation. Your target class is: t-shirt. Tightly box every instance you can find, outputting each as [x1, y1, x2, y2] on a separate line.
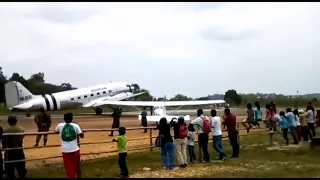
[295, 115, 301, 126]
[187, 132, 195, 146]
[305, 110, 314, 123]
[55, 123, 82, 153]
[254, 108, 262, 120]
[115, 135, 127, 153]
[191, 115, 206, 134]
[247, 109, 254, 121]
[224, 114, 237, 134]
[285, 112, 296, 127]
[3, 126, 24, 148]
[279, 116, 289, 129]
[211, 116, 222, 136]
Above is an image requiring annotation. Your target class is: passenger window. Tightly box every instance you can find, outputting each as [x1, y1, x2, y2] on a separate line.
[84, 95, 87, 98]
[71, 98, 74, 100]
[109, 90, 112, 93]
[78, 97, 81, 99]
[91, 94, 94, 97]
[103, 91, 106, 94]
[97, 93, 100, 95]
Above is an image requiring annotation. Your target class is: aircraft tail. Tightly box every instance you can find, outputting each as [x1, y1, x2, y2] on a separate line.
[5, 81, 34, 109]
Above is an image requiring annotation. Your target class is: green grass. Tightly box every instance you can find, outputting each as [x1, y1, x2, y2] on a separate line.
[27, 133, 320, 178]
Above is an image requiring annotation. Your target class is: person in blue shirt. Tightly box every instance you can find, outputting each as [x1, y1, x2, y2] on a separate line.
[254, 101, 262, 128]
[279, 111, 289, 145]
[285, 108, 298, 145]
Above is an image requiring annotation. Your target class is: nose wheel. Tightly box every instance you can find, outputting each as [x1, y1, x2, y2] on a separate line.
[95, 107, 103, 115]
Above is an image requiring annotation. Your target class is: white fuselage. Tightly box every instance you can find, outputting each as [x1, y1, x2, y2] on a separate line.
[138, 105, 190, 123]
[13, 82, 139, 111]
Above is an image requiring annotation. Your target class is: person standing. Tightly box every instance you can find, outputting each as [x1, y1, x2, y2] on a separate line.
[113, 127, 128, 178]
[3, 115, 27, 178]
[34, 107, 52, 146]
[187, 124, 196, 163]
[223, 108, 239, 158]
[156, 118, 174, 170]
[55, 113, 84, 178]
[211, 109, 227, 161]
[293, 109, 301, 142]
[279, 111, 289, 145]
[285, 108, 298, 144]
[170, 116, 188, 168]
[298, 110, 309, 142]
[191, 109, 211, 162]
[110, 107, 121, 137]
[306, 105, 316, 139]
[141, 107, 148, 133]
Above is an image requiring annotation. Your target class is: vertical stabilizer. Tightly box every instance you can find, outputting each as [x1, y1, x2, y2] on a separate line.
[5, 81, 34, 108]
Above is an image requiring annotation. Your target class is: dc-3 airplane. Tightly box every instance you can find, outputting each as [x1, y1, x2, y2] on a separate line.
[92, 99, 226, 123]
[5, 81, 144, 115]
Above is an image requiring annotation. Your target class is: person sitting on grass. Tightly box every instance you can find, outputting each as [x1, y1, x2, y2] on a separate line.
[113, 127, 129, 178]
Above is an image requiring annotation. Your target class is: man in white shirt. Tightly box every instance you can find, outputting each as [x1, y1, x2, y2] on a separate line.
[191, 109, 210, 162]
[55, 113, 84, 178]
[211, 109, 227, 161]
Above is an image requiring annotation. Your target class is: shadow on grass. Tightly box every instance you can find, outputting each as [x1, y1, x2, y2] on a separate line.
[27, 133, 320, 178]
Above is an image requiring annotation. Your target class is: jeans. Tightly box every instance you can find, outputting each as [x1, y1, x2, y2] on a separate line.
[118, 153, 128, 177]
[213, 135, 226, 158]
[308, 123, 316, 138]
[198, 133, 210, 161]
[289, 126, 298, 144]
[282, 128, 289, 145]
[228, 131, 239, 157]
[187, 145, 196, 163]
[161, 142, 174, 169]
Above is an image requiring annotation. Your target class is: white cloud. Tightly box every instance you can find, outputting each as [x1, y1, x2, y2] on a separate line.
[0, 2, 320, 98]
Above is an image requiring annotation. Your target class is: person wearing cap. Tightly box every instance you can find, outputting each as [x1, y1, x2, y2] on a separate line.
[170, 115, 188, 168]
[3, 115, 27, 178]
[34, 107, 52, 146]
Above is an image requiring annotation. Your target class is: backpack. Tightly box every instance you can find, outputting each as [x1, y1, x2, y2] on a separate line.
[201, 116, 212, 134]
[179, 123, 188, 139]
[61, 123, 77, 142]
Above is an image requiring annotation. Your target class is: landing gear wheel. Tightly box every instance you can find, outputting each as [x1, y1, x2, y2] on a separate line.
[95, 107, 103, 115]
[26, 113, 31, 117]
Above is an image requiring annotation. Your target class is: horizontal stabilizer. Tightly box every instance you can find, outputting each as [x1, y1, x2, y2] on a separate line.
[138, 115, 191, 123]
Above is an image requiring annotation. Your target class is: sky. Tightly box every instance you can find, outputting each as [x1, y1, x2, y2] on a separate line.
[1, 2, 320, 98]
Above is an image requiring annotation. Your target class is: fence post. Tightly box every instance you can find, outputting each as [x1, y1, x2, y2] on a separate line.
[149, 128, 153, 151]
[269, 132, 273, 146]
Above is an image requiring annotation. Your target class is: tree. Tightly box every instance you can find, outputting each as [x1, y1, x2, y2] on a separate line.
[134, 89, 154, 101]
[224, 89, 242, 107]
[170, 94, 191, 101]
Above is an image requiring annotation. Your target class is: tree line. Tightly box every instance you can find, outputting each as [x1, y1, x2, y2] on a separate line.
[0, 66, 318, 108]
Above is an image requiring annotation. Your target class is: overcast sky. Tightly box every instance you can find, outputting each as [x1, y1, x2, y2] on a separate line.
[1, 2, 319, 98]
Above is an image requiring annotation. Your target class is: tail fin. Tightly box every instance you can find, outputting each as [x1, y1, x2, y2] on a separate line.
[5, 81, 34, 109]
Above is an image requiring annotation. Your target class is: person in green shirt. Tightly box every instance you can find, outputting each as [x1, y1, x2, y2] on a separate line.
[112, 127, 128, 178]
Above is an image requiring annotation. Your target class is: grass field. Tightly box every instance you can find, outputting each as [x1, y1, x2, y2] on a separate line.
[27, 132, 320, 178]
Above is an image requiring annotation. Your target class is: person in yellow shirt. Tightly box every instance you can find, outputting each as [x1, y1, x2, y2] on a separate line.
[298, 110, 309, 142]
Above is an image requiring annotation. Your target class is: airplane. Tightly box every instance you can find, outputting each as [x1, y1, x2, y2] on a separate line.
[92, 99, 226, 123]
[5, 81, 144, 116]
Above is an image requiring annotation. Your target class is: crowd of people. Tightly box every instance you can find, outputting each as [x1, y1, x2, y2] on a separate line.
[0, 102, 318, 178]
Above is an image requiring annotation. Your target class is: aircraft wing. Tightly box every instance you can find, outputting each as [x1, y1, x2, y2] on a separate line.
[83, 92, 145, 108]
[95, 100, 226, 107]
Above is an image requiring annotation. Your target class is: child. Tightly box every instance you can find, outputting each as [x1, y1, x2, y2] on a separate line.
[187, 124, 196, 163]
[254, 102, 262, 128]
[264, 104, 271, 129]
[279, 111, 289, 145]
[242, 103, 254, 133]
[113, 127, 128, 178]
